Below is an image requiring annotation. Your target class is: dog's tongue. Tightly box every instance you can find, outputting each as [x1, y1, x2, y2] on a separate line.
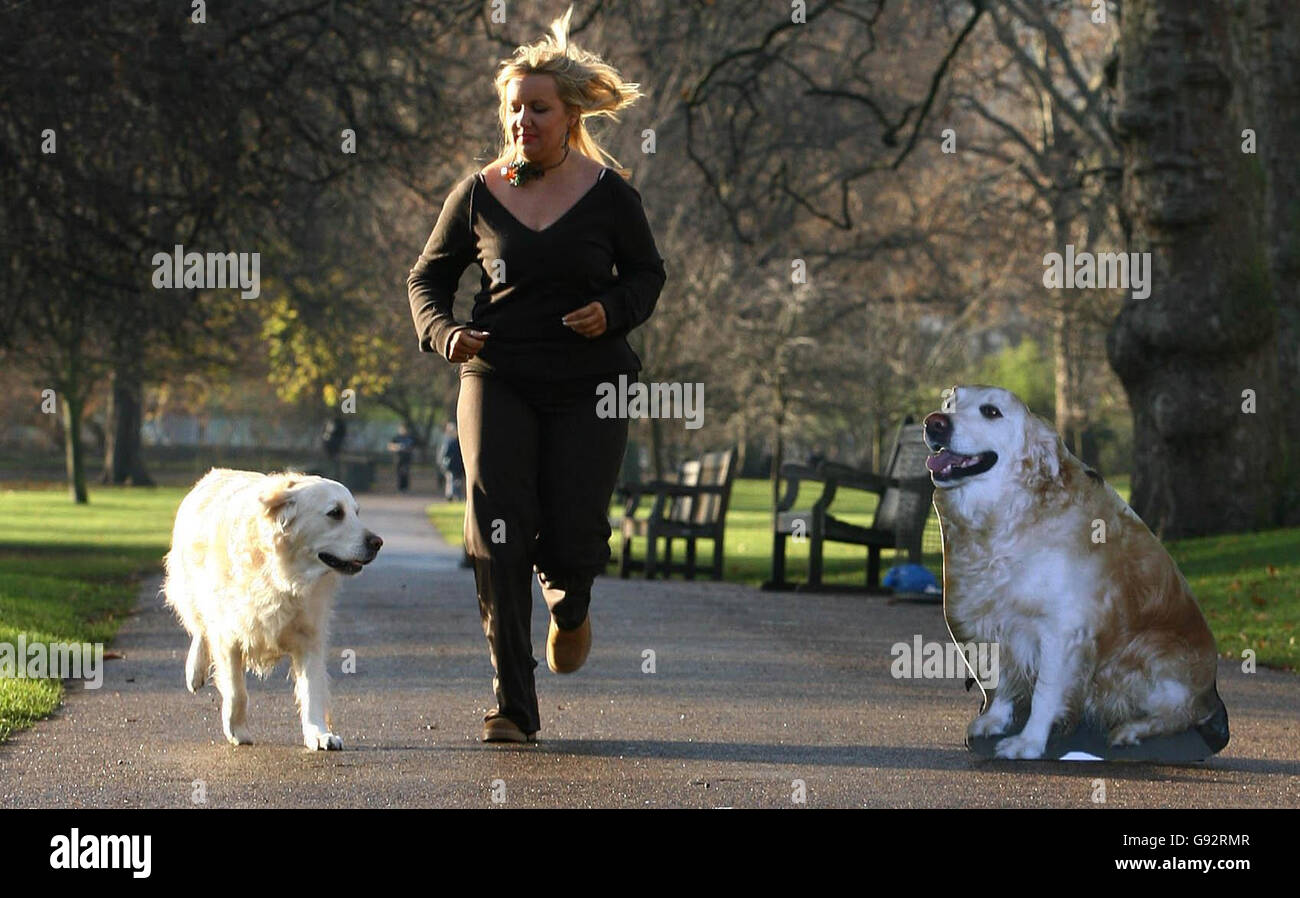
[927, 450, 964, 472]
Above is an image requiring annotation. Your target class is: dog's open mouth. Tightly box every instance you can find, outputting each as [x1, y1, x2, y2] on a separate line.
[318, 552, 366, 575]
[926, 449, 998, 482]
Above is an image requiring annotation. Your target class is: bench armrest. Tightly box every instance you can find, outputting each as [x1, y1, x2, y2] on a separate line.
[773, 462, 825, 512]
[617, 480, 728, 521]
[817, 461, 888, 494]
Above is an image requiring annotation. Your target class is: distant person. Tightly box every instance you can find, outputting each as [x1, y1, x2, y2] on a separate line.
[321, 415, 347, 465]
[438, 422, 464, 501]
[387, 425, 416, 492]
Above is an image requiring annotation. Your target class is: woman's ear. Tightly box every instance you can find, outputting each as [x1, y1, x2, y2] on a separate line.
[1021, 415, 1061, 487]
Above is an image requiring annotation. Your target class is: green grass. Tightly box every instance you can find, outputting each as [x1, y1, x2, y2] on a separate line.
[430, 474, 1298, 671]
[0, 486, 185, 741]
[1165, 529, 1299, 672]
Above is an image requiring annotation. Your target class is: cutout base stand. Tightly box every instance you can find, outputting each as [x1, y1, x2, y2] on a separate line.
[967, 719, 1225, 763]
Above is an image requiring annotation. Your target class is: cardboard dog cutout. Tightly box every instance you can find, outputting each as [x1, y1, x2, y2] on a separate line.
[923, 385, 1230, 763]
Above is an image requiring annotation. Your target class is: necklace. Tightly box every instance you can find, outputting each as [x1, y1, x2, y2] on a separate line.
[501, 144, 570, 187]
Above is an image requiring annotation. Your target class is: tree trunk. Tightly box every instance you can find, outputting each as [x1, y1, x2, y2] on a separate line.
[102, 364, 155, 485]
[735, 411, 748, 475]
[770, 411, 785, 538]
[1037, 32, 1083, 457]
[1108, 0, 1281, 537]
[1052, 302, 1074, 451]
[872, 416, 884, 473]
[1050, 206, 1077, 453]
[413, 406, 438, 464]
[649, 415, 665, 481]
[1240, 0, 1300, 524]
[61, 390, 88, 504]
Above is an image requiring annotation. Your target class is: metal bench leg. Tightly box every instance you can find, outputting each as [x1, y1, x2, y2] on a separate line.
[685, 538, 697, 580]
[645, 529, 659, 579]
[867, 546, 881, 589]
[712, 537, 723, 580]
[809, 525, 824, 588]
[771, 532, 786, 585]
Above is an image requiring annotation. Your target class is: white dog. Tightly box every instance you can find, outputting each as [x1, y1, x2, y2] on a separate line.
[163, 469, 382, 750]
[924, 385, 1227, 759]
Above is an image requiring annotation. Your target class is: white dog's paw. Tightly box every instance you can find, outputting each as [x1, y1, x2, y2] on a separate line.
[224, 727, 253, 746]
[994, 732, 1046, 759]
[305, 730, 343, 751]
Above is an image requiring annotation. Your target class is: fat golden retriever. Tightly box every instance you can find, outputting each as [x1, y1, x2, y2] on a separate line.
[923, 385, 1228, 759]
[163, 469, 382, 750]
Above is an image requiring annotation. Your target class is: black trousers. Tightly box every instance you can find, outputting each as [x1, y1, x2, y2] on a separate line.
[457, 367, 632, 734]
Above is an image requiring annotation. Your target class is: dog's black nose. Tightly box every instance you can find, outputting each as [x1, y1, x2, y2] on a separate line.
[924, 412, 952, 447]
[366, 532, 383, 553]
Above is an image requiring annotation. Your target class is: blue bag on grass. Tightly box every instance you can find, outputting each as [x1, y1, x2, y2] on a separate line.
[883, 563, 940, 594]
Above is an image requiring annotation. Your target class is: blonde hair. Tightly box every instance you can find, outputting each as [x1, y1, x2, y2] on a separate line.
[494, 5, 643, 179]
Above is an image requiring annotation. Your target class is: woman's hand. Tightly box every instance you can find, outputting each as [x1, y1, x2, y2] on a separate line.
[448, 328, 489, 363]
[562, 301, 607, 338]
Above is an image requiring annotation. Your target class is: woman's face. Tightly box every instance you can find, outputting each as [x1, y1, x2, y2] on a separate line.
[505, 74, 576, 165]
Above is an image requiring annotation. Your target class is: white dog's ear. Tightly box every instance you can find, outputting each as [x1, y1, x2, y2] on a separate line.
[1022, 416, 1061, 488]
[258, 477, 300, 530]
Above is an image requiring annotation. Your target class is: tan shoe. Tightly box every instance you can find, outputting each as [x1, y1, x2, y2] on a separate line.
[547, 615, 591, 674]
[482, 716, 537, 744]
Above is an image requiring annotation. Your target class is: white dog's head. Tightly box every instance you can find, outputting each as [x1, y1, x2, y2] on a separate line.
[257, 473, 382, 576]
[923, 385, 1062, 508]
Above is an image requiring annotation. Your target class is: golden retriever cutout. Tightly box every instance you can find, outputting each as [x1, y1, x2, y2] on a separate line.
[924, 386, 1228, 760]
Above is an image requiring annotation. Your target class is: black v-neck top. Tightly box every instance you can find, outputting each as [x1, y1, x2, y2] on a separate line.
[407, 165, 667, 381]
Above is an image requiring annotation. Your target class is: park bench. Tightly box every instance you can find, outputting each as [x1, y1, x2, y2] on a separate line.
[614, 447, 736, 580]
[762, 418, 934, 592]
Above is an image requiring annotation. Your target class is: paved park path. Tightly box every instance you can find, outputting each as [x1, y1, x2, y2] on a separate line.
[2, 494, 1297, 808]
